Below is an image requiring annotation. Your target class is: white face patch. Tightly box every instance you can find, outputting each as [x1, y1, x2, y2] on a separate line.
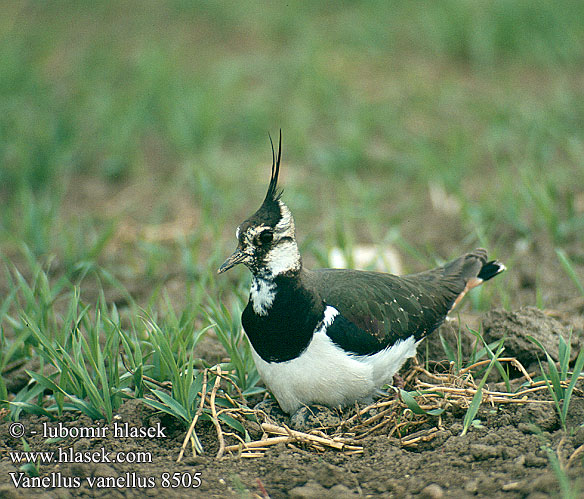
[236, 201, 300, 278]
[275, 201, 294, 236]
[250, 277, 277, 316]
[264, 239, 301, 276]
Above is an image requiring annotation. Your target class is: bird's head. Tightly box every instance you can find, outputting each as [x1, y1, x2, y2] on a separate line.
[217, 132, 301, 278]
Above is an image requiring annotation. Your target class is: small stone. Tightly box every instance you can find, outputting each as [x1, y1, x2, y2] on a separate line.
[521, 405, 559, 431]
[449, 423, 463, 435]
[524, 453, 548, 468]
[502, 481, 521, 491]
[518, 422, 536, 434]
[314, 463, 344, 488]
[501, 446, 520, 459]
[329, 484, 357, 498]
[384, 478, 407, 496]
[74, 438, 91, 451]
[470, 443, 499, 460]
[66, 462, 93, 477]
[420, 483, 444, 499]
[91, 463, 118, 477]
[463, 479, 479, 493]
[182, 455, 206, 466]
[289, 480, 329, 499]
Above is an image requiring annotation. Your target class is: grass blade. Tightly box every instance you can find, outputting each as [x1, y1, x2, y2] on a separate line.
[556, 248, 584, 297]
[3, 401, 55, 419]
[400, 389, 445, 416]
[561, 347, 584, 425]
[461, 338, 505, 436]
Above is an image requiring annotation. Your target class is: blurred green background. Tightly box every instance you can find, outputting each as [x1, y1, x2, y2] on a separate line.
[1, 0, 583, 309]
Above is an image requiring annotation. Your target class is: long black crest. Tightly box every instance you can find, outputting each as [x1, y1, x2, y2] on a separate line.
[264, 130, 283, 204]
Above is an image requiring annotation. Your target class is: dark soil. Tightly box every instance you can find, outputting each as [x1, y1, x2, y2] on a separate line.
[1, 307, 583, 498]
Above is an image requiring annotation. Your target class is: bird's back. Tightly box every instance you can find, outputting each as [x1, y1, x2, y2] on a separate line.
[302, 248, 494, 353]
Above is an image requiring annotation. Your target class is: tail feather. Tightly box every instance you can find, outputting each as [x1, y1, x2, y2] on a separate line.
[478, 260, 506, 281]
[443, 248, 487, 281]
[447, 250, 505, 312]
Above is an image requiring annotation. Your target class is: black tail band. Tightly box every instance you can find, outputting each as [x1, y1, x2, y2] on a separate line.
[477, 260, 506, 281]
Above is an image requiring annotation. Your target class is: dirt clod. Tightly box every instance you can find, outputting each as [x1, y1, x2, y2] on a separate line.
[470, 443, 500, 460]
[288, 480, 328, 499]
[420, 483, 444, 498]
[482, 306, 577, 367]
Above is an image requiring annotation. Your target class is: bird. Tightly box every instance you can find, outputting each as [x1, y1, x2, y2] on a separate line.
[217, 132, 505, 415]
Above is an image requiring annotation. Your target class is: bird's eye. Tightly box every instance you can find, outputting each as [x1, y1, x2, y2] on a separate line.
[257, 230, 273, 245]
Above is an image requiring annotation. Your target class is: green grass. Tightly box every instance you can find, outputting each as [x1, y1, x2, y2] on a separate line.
[459, 333, 506, 436]
[544, 444, 581, 499]
[556, 249, 584, 297]
[1, 0, 583, 442]
[528, 334, 584, 431]
[1, 254, 256, 447]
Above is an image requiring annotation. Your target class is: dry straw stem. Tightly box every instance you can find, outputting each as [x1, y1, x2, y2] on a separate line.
[459, 357, 534, 382]
[223, 423, 363, 457]
[415, 375, 583, 406]
[177, 365, 231, 461]
[177, 369, 208, 463]
[400, 427, 440, 447]
[567, 443, 584, 469]
[412, 358, 584, 409]
[176, 365, 258, 462]
[177, 356, 583, 460]
[554, 436, 584, 471]
[212, 368, 248, 405]
[209, 365, 225, 458]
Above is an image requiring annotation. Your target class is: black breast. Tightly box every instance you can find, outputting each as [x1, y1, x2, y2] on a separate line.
[242, 275, 325, 363]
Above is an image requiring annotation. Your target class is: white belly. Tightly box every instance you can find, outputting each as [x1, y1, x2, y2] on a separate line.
[249, 308, 419, 414]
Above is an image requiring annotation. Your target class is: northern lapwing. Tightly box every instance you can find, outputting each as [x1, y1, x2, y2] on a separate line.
[218, 132, 505, 414]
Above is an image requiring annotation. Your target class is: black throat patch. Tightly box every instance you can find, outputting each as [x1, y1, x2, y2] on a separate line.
[242, 274, 324, 363]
